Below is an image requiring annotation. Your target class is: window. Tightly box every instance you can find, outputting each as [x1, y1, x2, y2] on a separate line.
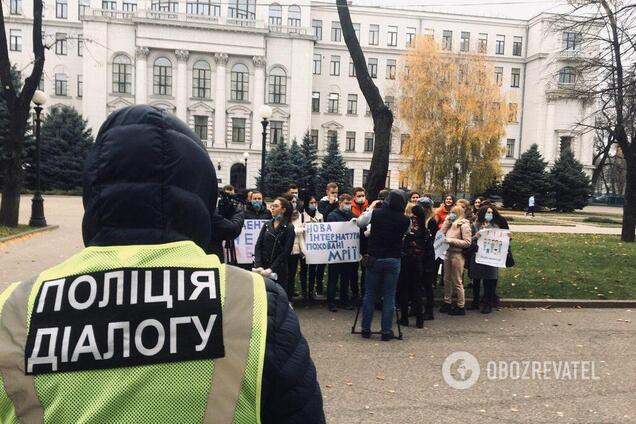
[268, 67, 286, 104]
[38, 75, 44, 90]
[187, 0, 218, 15]
[364, 132, 374, 152]
[102, 0, 116, 10]
[123, 0, 138, 11]
[508, 103, 518, 123]
[400, 134, 409, 154]
[232, 118, 246, 143]
[511, 68, 520, 87]
[227, 0, 255, 20]
[10, 0, 21, 14]
[478, 33, 487, 53]
[56, 0, 67, 18]
[353, 23, 360, 41]
[442, 30, 452, 50]
[312, 92, 320, 112]
[231, 63, 249, 101]
[55, 33, 67, 55]
[270, 120, 283, 144]
[494, 66, 503, 86]
[368, 58, 377, 79]
[288, 5, 300, 26]
[460, 31, 470, 52]
[385, 96, 394, 112]
[423, 28, 434, 39]
[349, 60, 356, 77]
[365, 101, 370, 116]
[387, 26, 398, 47]
[9, 29, 21, 52]
[513, 36, 522, 56]
[346, 131, 356, 151]
[346, 169, 354, 189]
[369, 24, 379, 45]
[506, 139, 515, 158]
[194, 116, 208, 140]
[331, 21, 341, 42]
[495, 34, 505, 55]
[113, 55, 133, 94]
[347, 94, 357, 115]
[77, 34, 83, 56]
[151, 0, 177, 12]
[55, 73, 68, 96]
[78, 0, 89, 16]
[327, 130, 338, 146]
[193, 61, 211, 99]
[153, 57, 172, 95]
[386, 59, 396, 80]
[330, 55, 340, 76]
[77, 75, 83, 97]
[362, 170, 369, 186]
[328, 93, 339, 113]
[560, 136, 573, 153]
[406, 27, 416, 46]
[562, 32, 578, 51]
[268, 4, 282, 26]
[313, 53, 321, 75]
[312, 19, 322, 40]
[559, 67, 576, 84]
[310, 129, 319, 147]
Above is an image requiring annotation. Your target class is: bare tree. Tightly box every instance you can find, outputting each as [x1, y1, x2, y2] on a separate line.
[553, 0, 636, 241]
[0, 0, 45, 227]
[335, 0, 392, 201]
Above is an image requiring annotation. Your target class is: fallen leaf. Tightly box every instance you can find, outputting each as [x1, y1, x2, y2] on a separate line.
[376, 375, 385, 381]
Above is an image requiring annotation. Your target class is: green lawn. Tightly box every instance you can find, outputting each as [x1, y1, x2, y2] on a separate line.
[0, 225, 37, 239]
[496, 233, 636, 300]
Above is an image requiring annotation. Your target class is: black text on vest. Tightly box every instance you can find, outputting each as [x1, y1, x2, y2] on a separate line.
[25, 268, 224, 375]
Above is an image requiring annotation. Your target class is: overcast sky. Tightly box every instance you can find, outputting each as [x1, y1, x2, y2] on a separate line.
[355, 0, 571, 20]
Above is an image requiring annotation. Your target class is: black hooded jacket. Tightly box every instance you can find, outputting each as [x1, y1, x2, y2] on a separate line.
[82, 105, 324, 423]
[367, 190, 411, 259]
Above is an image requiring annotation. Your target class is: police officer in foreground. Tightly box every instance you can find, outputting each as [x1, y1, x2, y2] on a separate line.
[0, 105, 325, 423]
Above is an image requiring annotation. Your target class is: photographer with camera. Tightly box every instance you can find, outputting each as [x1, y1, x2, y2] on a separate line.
[211, 186, 245, 263]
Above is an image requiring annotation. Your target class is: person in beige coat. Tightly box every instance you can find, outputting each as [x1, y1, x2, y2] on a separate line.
[439, 205, 472, 315]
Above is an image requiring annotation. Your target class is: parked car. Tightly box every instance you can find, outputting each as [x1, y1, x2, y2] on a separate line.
[591, 194, 624, 205]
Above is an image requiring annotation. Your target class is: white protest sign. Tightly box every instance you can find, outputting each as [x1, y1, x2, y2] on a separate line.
[232, 219, 268, 264]
[304, 221, 360, 265]
[475, 228, 511, 268]
[434, 231, 449, 260]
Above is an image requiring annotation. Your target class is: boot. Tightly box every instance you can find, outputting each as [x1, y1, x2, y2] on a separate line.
[468, 301, 480, 310]
[448, 306, 466, 316]
[398, 310, 409, 327]
[439, 303, 452, 313]
[423, 308, 435, 320]
[481, 303, 493, 314]
[415, 315, 424, 328]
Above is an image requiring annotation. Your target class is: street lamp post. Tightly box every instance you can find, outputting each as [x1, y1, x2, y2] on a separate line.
[453, 162, 461, 198]
[258, 105, 272, 194]
[29, 90, 48, 228]
[242, 151, 249, 189]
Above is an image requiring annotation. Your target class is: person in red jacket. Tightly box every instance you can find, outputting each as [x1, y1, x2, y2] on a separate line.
[351, 187, 369, 217]
[435, 194, 456, 229]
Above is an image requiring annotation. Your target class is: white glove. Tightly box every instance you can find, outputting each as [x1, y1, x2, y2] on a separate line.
[252, 267, 264, 274]
[261, 268, 273, 278]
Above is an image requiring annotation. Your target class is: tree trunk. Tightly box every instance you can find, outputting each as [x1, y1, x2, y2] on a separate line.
[622, 156, 636, 242]
[0, 129, 24, 227]
[336, 0, 393, 201]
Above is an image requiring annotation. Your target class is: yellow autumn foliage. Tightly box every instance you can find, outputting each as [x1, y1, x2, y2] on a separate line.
[399, 36, 509, 193]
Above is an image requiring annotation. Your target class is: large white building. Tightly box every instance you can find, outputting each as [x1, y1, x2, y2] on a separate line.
[4, 0, 596, 190]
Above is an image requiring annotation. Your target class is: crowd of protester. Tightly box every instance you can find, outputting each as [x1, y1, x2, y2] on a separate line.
[219, 181, 510, 341]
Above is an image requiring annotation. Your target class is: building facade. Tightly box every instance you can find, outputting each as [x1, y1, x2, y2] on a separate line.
[4, 0, 595, 190]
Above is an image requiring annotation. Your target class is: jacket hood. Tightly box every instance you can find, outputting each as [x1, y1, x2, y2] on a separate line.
[82, 105, 217, 251]
[384, 190, 407, 212]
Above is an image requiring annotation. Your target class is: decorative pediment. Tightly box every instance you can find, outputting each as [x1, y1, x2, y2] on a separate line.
[321, 120, 344, 130]
[226, 104, 252, 116]
[271, 107, 289, 119]
[107, 97, 134, 110]
[187, 101, 214, 113]
[149, 100, 176, 112]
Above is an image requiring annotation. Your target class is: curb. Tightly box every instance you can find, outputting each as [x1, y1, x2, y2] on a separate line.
[0, 225, 59, 244]
[297, 297, 636, 309]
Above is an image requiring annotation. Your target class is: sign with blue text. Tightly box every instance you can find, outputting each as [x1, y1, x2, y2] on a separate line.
[304, 221, 361, 265]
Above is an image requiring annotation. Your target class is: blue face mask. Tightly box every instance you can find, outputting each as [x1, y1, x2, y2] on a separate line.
[308, 204, 317, 211]
[449, 213, 458, 222]
[485, 213, 493, 222]
[251, 200, 262, 209]
[273, 214, 283, 221]
[342, 205, 352, 212]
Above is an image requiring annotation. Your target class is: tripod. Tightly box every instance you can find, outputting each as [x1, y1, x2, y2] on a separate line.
[351, 300, 403, 340]
[224, 239, 238, 265]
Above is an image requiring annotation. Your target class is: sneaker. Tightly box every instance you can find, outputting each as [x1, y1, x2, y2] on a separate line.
[448, 306, 466, 316]
[381, 333, 394, 341]
[439, 303, 452, 313]
[415, 316, 424, 328]
[361, 330, 371, 339]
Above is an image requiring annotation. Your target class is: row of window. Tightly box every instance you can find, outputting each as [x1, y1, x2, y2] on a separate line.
[312, 20, 414, 48]
[111, 55, 288, 102]
[40, 73, 83, 97]
[313, 54, 397, 80]
[8, 30, 84, 57]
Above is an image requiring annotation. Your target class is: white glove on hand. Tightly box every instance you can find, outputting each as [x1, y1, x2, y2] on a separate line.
[261, 268, 273, 278]
[252, 267, 264, 274]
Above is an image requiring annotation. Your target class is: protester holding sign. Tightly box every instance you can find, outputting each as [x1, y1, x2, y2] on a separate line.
[357, 190, 411, 341]
[471, 206, 510, 314]
[300, 196, 325, 298]
[254, 197, 295, 294]
[439, 205, 472, 316]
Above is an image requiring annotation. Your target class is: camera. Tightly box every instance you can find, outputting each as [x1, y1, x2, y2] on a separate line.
[217, 191, 245, 219]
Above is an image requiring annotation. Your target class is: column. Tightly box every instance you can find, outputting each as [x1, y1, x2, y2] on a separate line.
[213, 53, 229, 148]
[175, 49, 189, 121]
[252, 56, 267, 151]
[135, 46, 149, 105]
[544, 96, 557, 164]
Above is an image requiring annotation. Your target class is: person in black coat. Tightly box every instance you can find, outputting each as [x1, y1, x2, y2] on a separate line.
[254, 197, 295, 292]
[416, 196, 438, 320]
[317, 182, 339, 219]
[325, 193, 356, 312]
[244, 190, 273, 220]
[82, 105, 324, 423]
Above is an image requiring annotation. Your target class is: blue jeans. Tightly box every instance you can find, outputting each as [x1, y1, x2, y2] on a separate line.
[361, 257, 401, 335]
